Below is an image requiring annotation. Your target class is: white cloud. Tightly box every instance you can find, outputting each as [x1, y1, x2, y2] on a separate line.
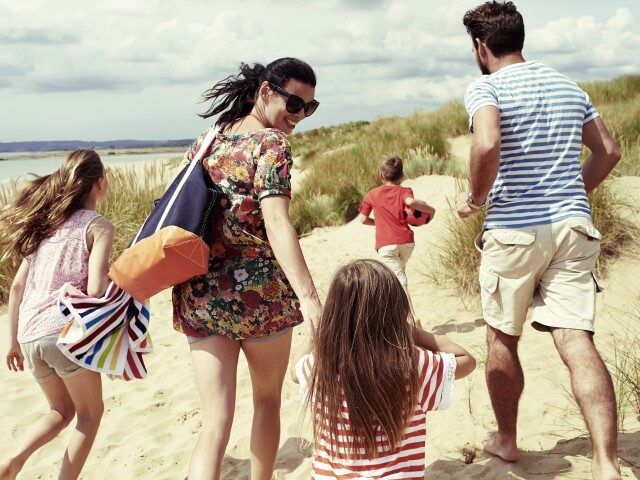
[0, 0, 638, 141]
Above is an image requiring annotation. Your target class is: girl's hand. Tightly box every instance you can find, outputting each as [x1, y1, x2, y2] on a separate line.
[7, 343, 24, 372]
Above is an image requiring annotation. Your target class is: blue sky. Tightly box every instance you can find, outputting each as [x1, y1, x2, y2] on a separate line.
[1, 0, 638, 142]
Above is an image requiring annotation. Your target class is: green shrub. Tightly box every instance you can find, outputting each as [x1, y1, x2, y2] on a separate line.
[581, 75, 640, 105]
[0, 162, 172, 303]
[289, 101, 467, 233]
[430, 182, 637, 297]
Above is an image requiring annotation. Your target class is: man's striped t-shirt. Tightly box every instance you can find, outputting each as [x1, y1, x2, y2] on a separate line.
[464, 61, 599, 229]
[296, 348, 456, 479]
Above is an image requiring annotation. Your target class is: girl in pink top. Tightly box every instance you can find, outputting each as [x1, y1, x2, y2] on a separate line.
[0, 150, 114, 480]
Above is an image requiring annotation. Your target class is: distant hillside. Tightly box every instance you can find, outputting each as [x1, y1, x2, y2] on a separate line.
[0, 139, 194, 153]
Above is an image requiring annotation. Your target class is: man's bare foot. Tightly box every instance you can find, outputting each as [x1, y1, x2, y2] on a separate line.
[483, 431, 519, 462]
[592, 457, 621, 480]
[0, 458, 21, 480]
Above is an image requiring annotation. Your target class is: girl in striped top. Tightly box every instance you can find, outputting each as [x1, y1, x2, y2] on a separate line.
[0, 150, 114, 480]
[293, 259, 476, 479]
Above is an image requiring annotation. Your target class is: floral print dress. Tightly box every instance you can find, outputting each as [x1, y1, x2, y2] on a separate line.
[172, 127, 303, 340]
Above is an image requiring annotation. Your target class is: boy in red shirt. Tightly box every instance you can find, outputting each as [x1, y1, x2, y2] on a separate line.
[358, 156, 436, 320]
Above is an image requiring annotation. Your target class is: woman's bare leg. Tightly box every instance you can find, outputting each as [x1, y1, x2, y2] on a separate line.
[188, 336, 241, 480]
[242, 331, 292, 480]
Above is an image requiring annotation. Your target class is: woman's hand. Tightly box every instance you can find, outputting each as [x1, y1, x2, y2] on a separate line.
[6, 342, 24, 372]
[299, 297, 322, 332]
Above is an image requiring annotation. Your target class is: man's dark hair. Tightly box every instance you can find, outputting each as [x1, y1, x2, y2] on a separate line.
[463, 1, 524, 57]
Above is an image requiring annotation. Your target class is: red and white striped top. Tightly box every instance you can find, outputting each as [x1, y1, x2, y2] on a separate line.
[296, 348, 456, 479]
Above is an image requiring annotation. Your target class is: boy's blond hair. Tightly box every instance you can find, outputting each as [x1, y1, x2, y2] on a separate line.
[379, 156, 403, 182]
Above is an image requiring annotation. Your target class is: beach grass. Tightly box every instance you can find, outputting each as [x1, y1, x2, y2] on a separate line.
[289, 100, 467, 234]
[428, 181, 638, 297]
[0, 161, 174, 303]
[581, 75, 640, 176]
[561, 291, 640, 432]
[98, 162, 174, 263]
[607, 292, 640, 418]
[431, 74, 640, 295]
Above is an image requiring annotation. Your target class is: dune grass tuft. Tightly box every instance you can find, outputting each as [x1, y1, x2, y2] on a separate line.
[431, 74, 640, 295]
[428, 182, 637, 297]
[0, 162, 174, 303]
[607, 292, 640, 419]
[289, 100, 467, 234]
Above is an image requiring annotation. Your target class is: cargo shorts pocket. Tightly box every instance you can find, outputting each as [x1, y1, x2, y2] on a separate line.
[592, 270, 604, 293]
[479, 269, 501, 320]
[568, 223, 602, 259]
[490, 229, 536, 246]
[569, 223, 602, 242]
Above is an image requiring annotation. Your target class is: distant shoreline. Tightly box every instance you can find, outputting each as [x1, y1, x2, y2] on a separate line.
[0, 146, 187, 162]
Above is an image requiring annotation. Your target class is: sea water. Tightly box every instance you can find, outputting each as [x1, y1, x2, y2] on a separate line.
[0, 150, 183, 184]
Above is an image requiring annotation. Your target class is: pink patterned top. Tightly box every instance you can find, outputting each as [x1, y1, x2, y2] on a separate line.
[18, 209, 101, 343]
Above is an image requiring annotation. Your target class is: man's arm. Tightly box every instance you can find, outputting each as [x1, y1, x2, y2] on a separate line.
[457, 106, 501, 218]
[581, 117, 621, 192]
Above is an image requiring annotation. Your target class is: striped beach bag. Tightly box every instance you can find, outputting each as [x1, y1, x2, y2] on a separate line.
[109, 126, 220, 302]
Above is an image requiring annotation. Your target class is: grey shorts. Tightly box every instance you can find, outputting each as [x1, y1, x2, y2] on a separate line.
[187, 327, 293, 345]
[20, 333, 84, 383]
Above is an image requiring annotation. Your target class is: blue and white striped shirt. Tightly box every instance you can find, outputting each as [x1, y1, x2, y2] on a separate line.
[464, 61, 599, 229]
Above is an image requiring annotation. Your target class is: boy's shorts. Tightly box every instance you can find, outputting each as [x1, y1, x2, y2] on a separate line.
[377, 243, 415, 287]
[476, 216, 603, 336]
[20, 333, 84, 383]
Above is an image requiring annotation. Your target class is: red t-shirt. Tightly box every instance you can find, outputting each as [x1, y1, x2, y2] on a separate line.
[359, 185, 414, 250]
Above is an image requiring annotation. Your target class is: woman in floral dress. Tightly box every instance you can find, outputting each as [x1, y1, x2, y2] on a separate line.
[173, 57, 321, 480]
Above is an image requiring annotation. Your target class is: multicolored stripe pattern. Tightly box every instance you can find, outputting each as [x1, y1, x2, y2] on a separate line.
[57, 281, 152, 380]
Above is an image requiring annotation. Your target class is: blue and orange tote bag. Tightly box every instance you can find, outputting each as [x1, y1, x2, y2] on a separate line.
[109, 127, 220, 301]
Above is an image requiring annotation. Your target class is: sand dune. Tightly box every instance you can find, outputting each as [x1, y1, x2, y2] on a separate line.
[1, 167, 639, 479]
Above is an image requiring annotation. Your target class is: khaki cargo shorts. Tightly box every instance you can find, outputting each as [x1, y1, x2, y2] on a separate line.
[476, 216, 603, 336]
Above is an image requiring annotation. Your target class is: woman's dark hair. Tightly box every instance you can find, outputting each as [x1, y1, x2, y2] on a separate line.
[199, 57, 317, 131]
[463, 1, 525, 57]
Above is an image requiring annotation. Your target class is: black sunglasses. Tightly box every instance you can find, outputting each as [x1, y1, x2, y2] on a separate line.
[268, 82, 319, 117]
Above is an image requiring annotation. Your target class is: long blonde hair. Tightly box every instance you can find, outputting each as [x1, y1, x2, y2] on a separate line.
[306, 259, 418, 457]
[0, 149, 104, 259]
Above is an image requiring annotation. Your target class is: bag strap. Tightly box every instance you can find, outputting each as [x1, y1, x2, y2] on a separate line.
[153, 126, 219, 233]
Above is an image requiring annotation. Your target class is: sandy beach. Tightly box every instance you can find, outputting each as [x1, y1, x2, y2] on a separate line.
[1, 151, 639, 479]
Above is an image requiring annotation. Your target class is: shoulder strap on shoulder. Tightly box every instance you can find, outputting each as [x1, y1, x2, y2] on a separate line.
[192, 126, 219, 163]
[152, 126, 218, 233]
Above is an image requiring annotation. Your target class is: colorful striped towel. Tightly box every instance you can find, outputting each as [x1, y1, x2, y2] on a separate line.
[57, 281, 152, 380]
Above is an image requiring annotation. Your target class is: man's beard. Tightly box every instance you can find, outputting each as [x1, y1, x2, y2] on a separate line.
[475, 52, 491, 75]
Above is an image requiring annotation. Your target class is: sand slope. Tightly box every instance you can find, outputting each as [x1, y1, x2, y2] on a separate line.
[1, 169, 639, 479]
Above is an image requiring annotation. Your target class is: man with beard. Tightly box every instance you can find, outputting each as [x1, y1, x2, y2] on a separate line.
[456, 2, 622, 479]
